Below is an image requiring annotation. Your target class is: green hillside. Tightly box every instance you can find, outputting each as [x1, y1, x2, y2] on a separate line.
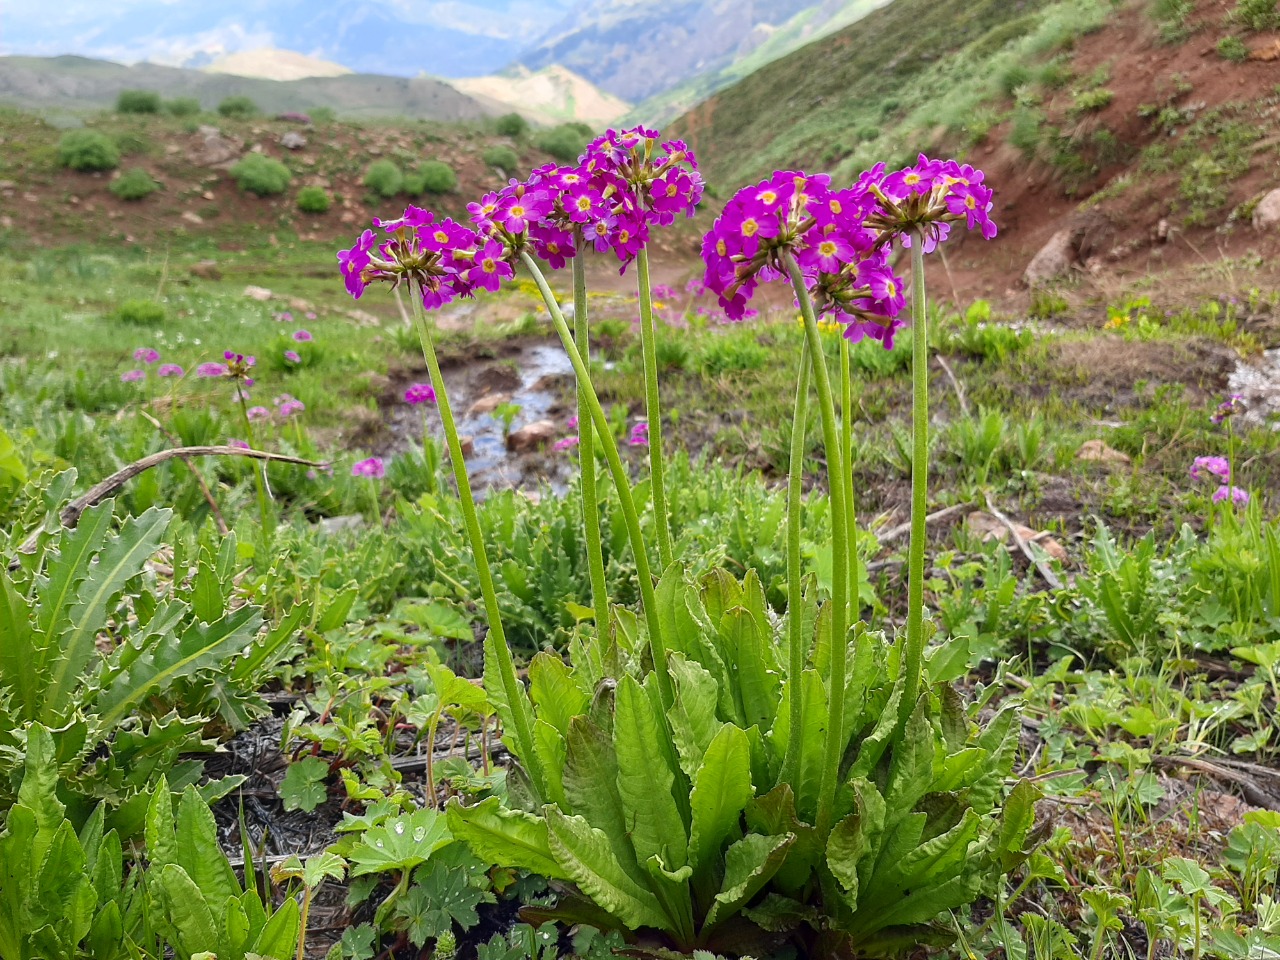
[672, 0, 1113, 188]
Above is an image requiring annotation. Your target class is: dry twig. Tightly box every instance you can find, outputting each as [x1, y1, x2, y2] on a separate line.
[985, 494, 1064, 590]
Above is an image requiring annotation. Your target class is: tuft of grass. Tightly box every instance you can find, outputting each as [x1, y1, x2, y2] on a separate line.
[229, 153, 291, 196]
[57, 129, 119, 172]
[109, 168, 159, 201]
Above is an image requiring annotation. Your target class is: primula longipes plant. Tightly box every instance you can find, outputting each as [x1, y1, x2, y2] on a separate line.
[337, 133, 1041, 957]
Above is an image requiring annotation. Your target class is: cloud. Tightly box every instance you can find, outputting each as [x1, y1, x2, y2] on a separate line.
[90, 24, 277, 66]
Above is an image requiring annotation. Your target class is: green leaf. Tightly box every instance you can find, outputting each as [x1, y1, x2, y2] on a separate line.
[145, 778, 177, 869]
[885, 695, 935, 813]
[43, 506, 171, 724]
[95, 604, 264, 729]
[191, 547, 223, 624]
[33, 499, 114, 649]
[0, 426, 26, 485]
[666, 654, 722, 782]
[704, 832, 795, 931]
[543, 807, 668, 933]
[175, 786, 240, 907]
[446, 797, 568, 881]
[154, 863, 219, 959]
[614, 675, 688, 869]
[348, 809, 452, 876]
[528, 653, 588, 738]
[718, 605, 779, 733]
[317, 584, 358, 632]
[18, 724, 66, 827]
[250, 894, 299, 960]
[0, 569, 39, 721]
[561, 717, 638, 874]
[688, 724, 753, 871]
[280, 757, 330, 814]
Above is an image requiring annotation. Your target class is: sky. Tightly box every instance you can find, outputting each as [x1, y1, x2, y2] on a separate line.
[0, 0, 577, 76]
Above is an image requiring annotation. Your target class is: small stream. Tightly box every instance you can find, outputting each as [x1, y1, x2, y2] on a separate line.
[1228, 348, 1280, 428]
[383, 340, 578, 493]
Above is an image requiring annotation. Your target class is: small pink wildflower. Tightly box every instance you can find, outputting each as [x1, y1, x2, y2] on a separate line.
[196, 362, 229, 378]
[404, 383, 436, 405]
[352, 456, 386, 478]
[628, 422, 649, 447]
[134, 348, 160, 364]
[284, 350, 301, 363]
[1212, 485, 1250, 506]
[293, 330, 313, 342]
[554, 436, 580, 451]
[247, 406, 270, 421]
[157, 363, 184, 378]
[121, 369, 145, 382]
[228, 439, 251, 450]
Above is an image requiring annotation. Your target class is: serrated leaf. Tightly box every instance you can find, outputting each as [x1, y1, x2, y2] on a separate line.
[614, 675, 688, 869]
[175, 786, 240, 906]
[43, 506, 171, 725]
[543, 807, 668, 932]
[666, 654, 722, 782]
[528, 653, 587, 738]
[154, 863, 219, 957]
[250, 894, 299, 960]
[95, 604, 264, 729]
[348, 809, 451, 876]
[280, 757, 330, 814]
[704, 832, 795, 931]
[446, 797, 568, 881]
[0, 568, 39, 720]
[560, 716, 637, 873]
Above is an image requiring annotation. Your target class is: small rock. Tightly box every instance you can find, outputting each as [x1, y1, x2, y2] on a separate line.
[23, 192, 38, 203]
[1252, 187, 1280, 230]
[249, 143, 264, 154]
[280, 131, 308, 150]
[181, 210, 203, 225]
[1156, 218, 1171, 242]
[0, 216, 11, 229]
[967, 512, 1068, 562]
[340, 211, 357, 224]
[190, 128, 242, 167]
[318, 514, 366, 535]
[68, 195, 80, 205]
[346, 309, 381, 327]
[287, 296, 316, 312]
[165, 144, 180, 155]
[202, 190, 215, 201]
[243, 285, 274, 301]
[459, 436, 476, 458]
[1076, 439, 1131, 465]
[189, 259, 221, 280]
[467, 392, 512, 416]
[0, 180, 14, 190]
[506, 419, 557, 452]
[1023, 229, 1076, 286]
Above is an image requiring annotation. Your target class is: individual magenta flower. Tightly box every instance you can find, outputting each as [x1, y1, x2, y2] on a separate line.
[860, 154, 997, 249]
[1213, 485, 1250, 506]
[404, 383, 436, 405]
[157, 363, 184, 378]
[566, 415, 579, 429]
[1211, 394, 1245, 425]
[196, 362, 229, 378]
[228, 439, 251, 450]
[629, 421, 649, 447]
[293, 329, 313, 342]
[133, 347, 160, 364]
[467, 239, 515, 292]
[554, 435, 580, 451]
[1190, 456, 1231, 482]
[351, 456, 386, 479]
[275, 311, 293, 322]
[121, 369, 145, 382]
[247, 405, 270, 421]
[223, 351, 256, 380]
[284, 350, 301, 364]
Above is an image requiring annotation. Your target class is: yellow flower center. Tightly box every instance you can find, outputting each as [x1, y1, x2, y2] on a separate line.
[758, 189, 778, 205]
[716, 239, 727, 256]
[577, 196, 593, 211]
[886, 280, 897, 298]
[829, 199, 842, 214]
[904, 173, 921, 185]
[964, 195, 977, 210]
[482, 258, 497, 273]
[819, 241, 837, 256]
[434, 231, 449, 243]
[742, 218, 759, 237]
[510, 204, 526, 218]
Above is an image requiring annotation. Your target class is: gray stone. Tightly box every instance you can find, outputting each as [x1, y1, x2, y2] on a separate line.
[1022, 229, 1076, 286]
[506, 419, 557, 452]
[280, 131, 308, 150]
[1252, 187, 1280, 230]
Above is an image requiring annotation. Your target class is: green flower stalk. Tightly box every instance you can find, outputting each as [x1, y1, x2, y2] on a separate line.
[902, 237, 929, 713]
[407, 296, 547, 801]
[573, 250, 611, 634]
[783, 251, 850, 837]
[636, 248, 674, 569]
[778, 337, 810, 788]
[520, 251, 674, 710]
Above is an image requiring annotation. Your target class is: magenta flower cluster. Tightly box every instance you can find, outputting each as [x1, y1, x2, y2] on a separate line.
[275, 394, 306, 418]
[628, 421, 649, 447]
[1211, 394, 1245, 425]
[404, 382, 436, 405]
[1190, 456, 1229, 483]
[337, 126, 703, 309]
[1213, 485, 1250, 507]
[701, 155, 996, 347]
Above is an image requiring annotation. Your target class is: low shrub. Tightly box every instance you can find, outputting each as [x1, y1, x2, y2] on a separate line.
[116, 89, 161, 114]
[534, 123, 590, 162]
[1217, 36, 1250, 62]
[296, 185, 331, 213]
[115, 298, 165, 325]
[165, 97, 202, 116]
[57, 129, 119, 172]
[482, 145, 519, 173]
[417, 159, 457, 194]
[218, 95, 259, 119]
[495, 112, 529, 137]
[230, 153, 292, 196]
[109, 168, 159, 201]
[363, 159, 404, 197]
[1072, 88, 1114, 113]
[1233, 0, 1280, 31]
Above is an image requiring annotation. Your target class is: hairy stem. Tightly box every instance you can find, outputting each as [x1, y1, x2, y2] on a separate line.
[408, 294, 544, 798]
[778, 337, 811, 788]
[840, 334, 861, 619]
[636, 248, 674, 569]
[235, 387, 273, 533]
[783, 251, 848, 838]
[574, 252, 611, 633]
[521, 252, 672, 709]
[903, 237, 929, 712]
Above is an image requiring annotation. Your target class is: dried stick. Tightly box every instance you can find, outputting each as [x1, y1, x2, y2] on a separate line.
[936, 353, 970, 418]
[985, 494, 1063, 590]
[876, 502, 972, 545]
[138, 409, 229, 535]
[15, 446, 325, 558]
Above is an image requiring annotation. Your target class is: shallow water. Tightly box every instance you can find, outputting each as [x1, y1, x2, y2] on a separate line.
[1228, 348, 1280, 428]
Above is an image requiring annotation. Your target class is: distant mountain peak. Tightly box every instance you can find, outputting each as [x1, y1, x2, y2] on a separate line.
[205, 48, 352, 82]
[448, 64, 630, 126]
